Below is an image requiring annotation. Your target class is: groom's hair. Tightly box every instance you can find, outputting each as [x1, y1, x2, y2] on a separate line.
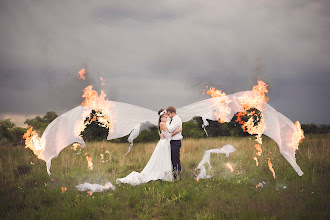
[166, 106, 176, 114]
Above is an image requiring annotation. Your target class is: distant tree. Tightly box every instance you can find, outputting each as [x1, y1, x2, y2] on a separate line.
[10, 127, 28, 146]
[24, 111, 58, 134]
[0, 119, 15, 145]
[80, 110, 109, 142]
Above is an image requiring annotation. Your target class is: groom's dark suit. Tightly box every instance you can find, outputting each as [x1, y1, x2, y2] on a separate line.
[167, 115, 183, 177]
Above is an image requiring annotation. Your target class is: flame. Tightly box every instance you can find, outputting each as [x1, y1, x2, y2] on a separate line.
[206, 87, 227, 98]
[254, 144, 262, 156]
[78, 68, 86, 80]
[72, 143, 82, 151]
[22, 127, 44, 159]
[253, 157, 259, 166]
[256, 182, 264, 189]
[80, 85, 112, 134]
[87, 190, 93, 196]
[235, 112, 246, 125]
[44, 182, 48, 187]
[86, 156, 93, 171]
[240, 79, 269, 110]
[241, 111, 265, 136]
[195, 177, 199, 182]
[61, 187, 67, 193]
[81, 85, 107, 109]
[288, 121, 305, 150]
[226, 162, 234, 172]
[268, 158, 276, 178]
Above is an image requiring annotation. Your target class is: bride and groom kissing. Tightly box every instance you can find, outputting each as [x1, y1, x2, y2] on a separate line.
[116, 106, 183, 185]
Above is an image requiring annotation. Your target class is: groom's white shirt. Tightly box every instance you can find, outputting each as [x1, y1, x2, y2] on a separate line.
[166, 115, 183, 140]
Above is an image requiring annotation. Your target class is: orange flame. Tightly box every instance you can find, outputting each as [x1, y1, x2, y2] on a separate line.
[240, 79, 269, 110]
[268, 158, 276, 178]
[254, 144, 262, 156]
[61, 187, 67, 194]
[288, 121, 305, 150]
[226, 162, 234, 172]
[81, 85, 112, 132]
[72, 143, 82, 151]
[86, 156, 93, 171]
[22, 127, 44, 159]
[206, 87, 227, 98]
[253, 157, 259, 166]
[256, 182, 264, 189]
[78, 68, 86, 80]
[195, 177, 199, 182]
[235, 112, 246, 125]
[87, 190, 93, 196]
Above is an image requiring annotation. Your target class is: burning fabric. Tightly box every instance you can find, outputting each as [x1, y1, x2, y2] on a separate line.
[23, 80, 304, 177]
[195, 144, 236, 179]
[76, 182, 115, 193]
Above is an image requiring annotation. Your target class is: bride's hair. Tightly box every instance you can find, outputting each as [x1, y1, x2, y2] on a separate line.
[158, 109, 165, 132]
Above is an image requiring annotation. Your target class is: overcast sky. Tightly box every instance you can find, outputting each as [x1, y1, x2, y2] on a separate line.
[0, 0, 329, 126]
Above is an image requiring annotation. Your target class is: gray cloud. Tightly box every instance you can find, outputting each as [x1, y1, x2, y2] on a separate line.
[0, 0, 329, 125]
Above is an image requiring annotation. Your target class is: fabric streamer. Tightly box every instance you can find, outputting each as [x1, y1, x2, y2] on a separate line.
[38, 90, 304, 176]
[196, 144, 236, 179]
[76, 182, 115, 192]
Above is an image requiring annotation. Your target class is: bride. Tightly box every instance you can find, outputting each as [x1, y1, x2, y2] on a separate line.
[116, 109, 182, 185]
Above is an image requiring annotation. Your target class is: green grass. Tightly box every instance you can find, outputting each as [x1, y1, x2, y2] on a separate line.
[0, 134, 329, 219]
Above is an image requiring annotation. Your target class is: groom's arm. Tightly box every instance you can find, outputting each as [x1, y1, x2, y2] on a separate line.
[166, 118, 181, 133]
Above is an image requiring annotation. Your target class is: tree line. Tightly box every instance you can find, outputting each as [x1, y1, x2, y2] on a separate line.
[0, 110, 329, 146]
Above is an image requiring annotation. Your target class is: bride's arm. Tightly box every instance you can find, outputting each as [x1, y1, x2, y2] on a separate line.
[171, 126, 182, 136]
[159, 122, 167, 139]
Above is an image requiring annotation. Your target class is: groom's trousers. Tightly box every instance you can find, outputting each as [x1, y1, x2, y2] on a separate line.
[170, 140, 182, 173]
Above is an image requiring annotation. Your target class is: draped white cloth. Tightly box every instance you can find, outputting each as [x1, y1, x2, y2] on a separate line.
[196, 144, 236, 179]
[76, 182, 115, 192]
[116, 131, 173, 185]
[38, 90, 304, 176]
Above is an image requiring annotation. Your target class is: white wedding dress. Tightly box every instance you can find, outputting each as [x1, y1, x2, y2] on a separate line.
[116, 130, 173, 185]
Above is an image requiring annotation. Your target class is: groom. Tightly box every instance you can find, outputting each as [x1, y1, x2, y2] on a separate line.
[166, 106, 183, 180]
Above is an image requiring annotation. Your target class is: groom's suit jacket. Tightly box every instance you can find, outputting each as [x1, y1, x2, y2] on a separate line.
[166, 115, 183, 141]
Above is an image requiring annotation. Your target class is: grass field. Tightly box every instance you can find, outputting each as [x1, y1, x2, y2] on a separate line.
[0, 134, 329, 219]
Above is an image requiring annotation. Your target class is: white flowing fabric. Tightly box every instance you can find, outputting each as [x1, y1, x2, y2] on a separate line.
[196, 144, 236, 179]
[76, 182, 115, 192]
[38, 90, 303, 176]
[116, 131, 173, 185]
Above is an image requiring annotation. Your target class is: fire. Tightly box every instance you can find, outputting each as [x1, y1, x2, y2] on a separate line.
[268, 158, 276, 178]
[81, 85, 107, 109]
[253, 157, 259, 166]
[61, 187, 67, 193]
[235, 112, 246, 125]
[206, 87, 227, 98]
[78, 68, 86, 80]
[254, 144, 262, 156]
[240, 79, 269, 110]
[72, 143, 82, 151]
[86, 156, 93, 171]
[241, 110, 265, 136]
[81, 85, 112, 130]
[87, 190, 93, 196]
[256, 182, 264, 189]
[22, 127, 44, 159]
[226, 162, 234, 172]
[288, 121, 305, 150]
[195, 177, 199, 182]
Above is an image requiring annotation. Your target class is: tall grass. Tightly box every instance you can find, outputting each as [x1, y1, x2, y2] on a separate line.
[0, 134, 329, 219]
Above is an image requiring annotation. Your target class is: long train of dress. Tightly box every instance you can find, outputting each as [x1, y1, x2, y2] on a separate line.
[116, 131, 173, 185]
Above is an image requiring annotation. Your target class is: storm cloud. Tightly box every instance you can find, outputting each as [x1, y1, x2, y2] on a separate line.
[0, 0, 329, 126]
